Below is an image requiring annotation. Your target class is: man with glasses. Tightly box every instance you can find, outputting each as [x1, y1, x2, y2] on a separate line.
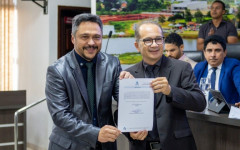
[197, 0, 238, 51]
[124, 20, 206, 150]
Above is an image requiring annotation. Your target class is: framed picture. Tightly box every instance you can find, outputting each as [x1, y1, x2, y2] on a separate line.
[95, 0, 240, 64]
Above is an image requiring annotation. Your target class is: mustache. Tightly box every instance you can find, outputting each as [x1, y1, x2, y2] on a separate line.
[83, 46, 98, 50]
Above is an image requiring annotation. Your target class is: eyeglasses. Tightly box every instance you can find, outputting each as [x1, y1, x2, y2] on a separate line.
[139, 37, 165, 46]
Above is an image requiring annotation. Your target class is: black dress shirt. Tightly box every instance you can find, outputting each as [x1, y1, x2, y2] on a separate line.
[142, 58, 162, 141]
[74, 50, 99, 127]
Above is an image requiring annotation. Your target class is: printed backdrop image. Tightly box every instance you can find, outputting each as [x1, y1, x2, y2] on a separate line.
[96, 0, 240, 64]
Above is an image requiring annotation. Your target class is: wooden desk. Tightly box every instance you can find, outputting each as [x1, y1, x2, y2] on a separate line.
[0, 91, 26, 150]
[187, 109, 240, 150]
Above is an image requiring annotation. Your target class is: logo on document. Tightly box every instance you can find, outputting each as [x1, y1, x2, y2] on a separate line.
[135, 81, 140, 88]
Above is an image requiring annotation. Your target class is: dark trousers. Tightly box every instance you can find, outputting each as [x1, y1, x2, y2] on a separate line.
[91, 142, 102, 150]
[129, 140, 161, 150]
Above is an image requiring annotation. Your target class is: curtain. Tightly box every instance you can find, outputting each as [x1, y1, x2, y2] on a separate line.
[0, 0, 16, 90]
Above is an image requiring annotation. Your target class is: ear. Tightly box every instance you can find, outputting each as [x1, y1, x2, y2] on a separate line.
[180, 44, 184, 52]
[71, 34, 75, 45]
[224, 49, 227, 57]
[222, 10, 226, 15]
[203, 50, 207, 58]
[134, 41, 140, 53]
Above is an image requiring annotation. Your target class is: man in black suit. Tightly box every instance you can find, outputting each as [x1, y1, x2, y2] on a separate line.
[125, 21, 206, 150]
[45, 13, 132, 150]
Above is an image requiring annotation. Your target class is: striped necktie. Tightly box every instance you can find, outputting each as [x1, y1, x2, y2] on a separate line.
[209, 67, 217, 101]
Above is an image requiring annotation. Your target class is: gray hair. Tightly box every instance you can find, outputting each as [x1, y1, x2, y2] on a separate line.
[72, 13, 103, 37]
[134, 20, 163, 41]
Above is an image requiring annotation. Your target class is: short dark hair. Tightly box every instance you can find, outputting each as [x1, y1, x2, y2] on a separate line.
[135, 20, 163, 41]
[204, 35, 226, 51]
[212, 0, 225, 10]
[165, 33, 183, 47]
[72, 13, 103, 37]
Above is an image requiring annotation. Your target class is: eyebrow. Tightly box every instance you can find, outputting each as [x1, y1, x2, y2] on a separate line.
[165, 48, 175, 51]
[206, 48, 222, 51]
[79, 33, 101, 36]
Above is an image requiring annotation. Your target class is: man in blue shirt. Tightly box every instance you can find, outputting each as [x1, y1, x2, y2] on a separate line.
[194, 35, 240, 104]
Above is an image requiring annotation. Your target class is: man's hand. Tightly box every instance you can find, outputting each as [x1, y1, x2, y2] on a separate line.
[208, 27, 214, 36]
[119, 71, 134, 79]
[235, 102, 240, 108]
[98, 125, 121, 143]
[151, 77, 171, 95]
[130, 130, 148, 140]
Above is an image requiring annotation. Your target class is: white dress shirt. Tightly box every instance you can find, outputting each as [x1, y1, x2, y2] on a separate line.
[205, 63, 222, 102]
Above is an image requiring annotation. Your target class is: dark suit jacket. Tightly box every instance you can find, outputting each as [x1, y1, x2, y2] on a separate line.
[194, 57, 240, 104]
[45, 50, 121, 150]
[125, 55, 206, 150]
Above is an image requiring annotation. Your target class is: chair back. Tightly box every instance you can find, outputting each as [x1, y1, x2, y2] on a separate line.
[226, 44, 240, 60]
[183, 51, 204, 62]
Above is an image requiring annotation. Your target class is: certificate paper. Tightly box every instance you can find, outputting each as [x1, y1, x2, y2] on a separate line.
[118, 78, 154, 132]
[229, 106, 240, 119]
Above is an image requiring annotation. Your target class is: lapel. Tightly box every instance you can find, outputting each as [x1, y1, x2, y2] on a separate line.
[197, 61, 208, 83]
[68, 50, 91, 115]
[219, 59, 226, 91]
[155, 56, 172, 106]
[132, 61, 145, 78]
[95, 52, 106, 108]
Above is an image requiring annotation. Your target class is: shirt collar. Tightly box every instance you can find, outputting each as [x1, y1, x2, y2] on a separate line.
[179, 54, 186, 60]
[208, 63, 223, 71]
[208, 20, 226, 26]
[142, 58, 162, 71]
[74, 50, 97, 66]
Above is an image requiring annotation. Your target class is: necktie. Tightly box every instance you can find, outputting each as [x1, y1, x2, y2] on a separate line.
[211, 67, 217, 90]
[86, 62, 94, 113]
[146, 65, 155, 78]
[209, 67, 217, 101]
[145, 65, 159, 140]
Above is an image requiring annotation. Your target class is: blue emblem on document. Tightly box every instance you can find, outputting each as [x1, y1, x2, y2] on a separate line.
[135, 81, 139, 87]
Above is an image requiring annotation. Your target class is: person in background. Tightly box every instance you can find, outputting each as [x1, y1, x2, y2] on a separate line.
[197, 0, 238, 51]
[45, 13, 132, 150]
[124, 20, 206, 150]
[165, 32, 197, 68]
[194, 35, 240, 105]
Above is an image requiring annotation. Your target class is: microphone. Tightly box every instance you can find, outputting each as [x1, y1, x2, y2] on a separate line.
[105, 30, 112, 53]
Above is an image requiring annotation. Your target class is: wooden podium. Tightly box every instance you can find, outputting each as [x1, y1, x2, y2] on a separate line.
[187, 110, 240, 150]
[0, 90, 26, 150]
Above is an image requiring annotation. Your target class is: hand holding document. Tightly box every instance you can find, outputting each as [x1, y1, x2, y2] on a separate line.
[118, 78, 154, 132]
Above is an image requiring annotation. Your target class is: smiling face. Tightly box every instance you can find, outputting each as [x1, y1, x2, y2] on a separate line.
[71, 21, 102, 61]
[135, 23, 164, 65]
[204, 42, 226, 67]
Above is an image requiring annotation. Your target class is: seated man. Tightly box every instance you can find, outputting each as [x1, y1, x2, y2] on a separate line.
[194, 35, 240, 104]
[165, 33, 197, 68]
[197, 0, 238, 50]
